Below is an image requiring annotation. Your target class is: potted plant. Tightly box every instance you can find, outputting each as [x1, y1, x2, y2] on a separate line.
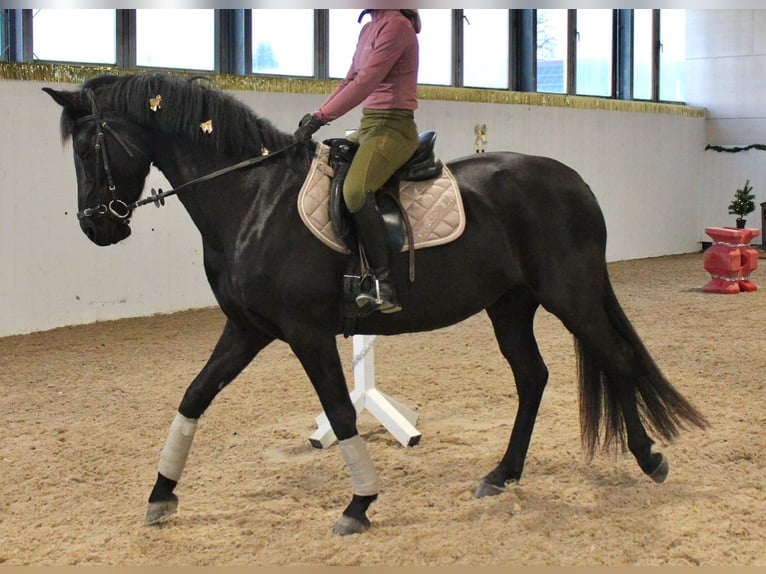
[728, 179, 755, 229]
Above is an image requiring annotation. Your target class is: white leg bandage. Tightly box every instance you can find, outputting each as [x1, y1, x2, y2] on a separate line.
[338, 435, 380, 496]
[157, 412, 198, 482]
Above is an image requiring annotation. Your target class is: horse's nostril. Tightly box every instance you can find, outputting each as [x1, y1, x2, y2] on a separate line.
[80, 219, 97, 242]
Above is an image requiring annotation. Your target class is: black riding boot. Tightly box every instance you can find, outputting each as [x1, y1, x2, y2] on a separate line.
[351, 194, 401, 315]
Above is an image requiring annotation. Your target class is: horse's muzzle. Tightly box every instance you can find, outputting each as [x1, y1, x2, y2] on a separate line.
[80, 216, 132, 246]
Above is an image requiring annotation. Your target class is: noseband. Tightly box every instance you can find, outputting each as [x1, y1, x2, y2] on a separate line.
[76, 89, 141, 223]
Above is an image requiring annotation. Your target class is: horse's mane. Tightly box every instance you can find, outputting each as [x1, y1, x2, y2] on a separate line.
[82, 73, 297, 157]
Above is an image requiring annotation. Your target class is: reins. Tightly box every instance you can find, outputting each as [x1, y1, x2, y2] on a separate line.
[130, 140, 301, 212]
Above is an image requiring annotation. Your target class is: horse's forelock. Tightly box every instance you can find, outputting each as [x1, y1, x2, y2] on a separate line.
[60, 111, 74, 142]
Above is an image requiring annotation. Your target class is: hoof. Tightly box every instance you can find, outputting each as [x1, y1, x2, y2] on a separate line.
[475, 479, 506, 498]
[332, 514, 370, 536]
[145, 494, 178, 525]
[648, 454, 670, 484]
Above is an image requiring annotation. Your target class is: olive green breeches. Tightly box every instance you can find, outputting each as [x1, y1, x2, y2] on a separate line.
[343, 108, 419, 213]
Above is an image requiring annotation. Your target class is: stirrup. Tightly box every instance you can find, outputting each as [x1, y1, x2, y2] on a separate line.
[355, 276, 401, 315]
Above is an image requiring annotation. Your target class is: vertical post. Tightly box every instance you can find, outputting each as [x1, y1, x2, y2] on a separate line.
[511, 9, 536, 92]
[8, 9, 32, 62]
[614, 9, 633, 100]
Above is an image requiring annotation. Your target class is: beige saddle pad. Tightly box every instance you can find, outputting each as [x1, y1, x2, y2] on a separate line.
[297, 142, 465, 254]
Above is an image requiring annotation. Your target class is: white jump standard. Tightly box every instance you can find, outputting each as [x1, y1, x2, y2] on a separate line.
[310, 335, 421, 448]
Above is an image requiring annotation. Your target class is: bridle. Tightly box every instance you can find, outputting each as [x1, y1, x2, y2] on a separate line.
[75, 88, 301, 224]
[76, 89, 142, 222]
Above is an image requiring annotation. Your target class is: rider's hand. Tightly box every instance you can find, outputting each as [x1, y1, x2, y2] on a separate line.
[294, 113, 324, 142]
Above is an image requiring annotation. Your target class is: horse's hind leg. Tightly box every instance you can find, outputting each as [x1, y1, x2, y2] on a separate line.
[145, 319, 272, 524]
[476, 288, 549, 497]
[615, 370, 669, 482]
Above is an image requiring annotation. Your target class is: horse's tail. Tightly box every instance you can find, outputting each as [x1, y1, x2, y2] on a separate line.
[575, 275, 709, 456]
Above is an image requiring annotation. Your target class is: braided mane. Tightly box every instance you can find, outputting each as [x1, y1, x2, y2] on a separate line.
[82, 73, 296, 157]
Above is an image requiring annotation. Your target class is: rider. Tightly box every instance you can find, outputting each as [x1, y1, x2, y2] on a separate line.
[294, 9, 421, 315]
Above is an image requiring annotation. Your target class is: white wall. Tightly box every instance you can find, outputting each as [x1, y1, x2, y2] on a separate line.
[0, 78, 706, 337]
[1, 80, 212, 336]
[413, 100, 706, 261]
[686, 9, 766, 145]
[686, 10, 766, 236]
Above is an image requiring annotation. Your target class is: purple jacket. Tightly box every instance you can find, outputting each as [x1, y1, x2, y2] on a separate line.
[315, 10, 419, 124]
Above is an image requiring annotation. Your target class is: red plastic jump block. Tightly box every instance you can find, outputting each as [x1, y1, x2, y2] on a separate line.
[702, 227, 760, 293]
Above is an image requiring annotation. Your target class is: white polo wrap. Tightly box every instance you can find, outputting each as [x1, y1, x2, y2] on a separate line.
[338, 434, 379, 496]
[157, 412, 198, 482]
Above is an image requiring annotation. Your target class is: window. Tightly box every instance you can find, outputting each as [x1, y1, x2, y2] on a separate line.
[633, 9, 654, 100]
[659, 9, 685, 102]
[576, 9, 612, 97]
[252, 9, 314, 77]
[328, 9, 364, 79]
[3, 9, 685, 105]
[136, 9, 214, 71]
[417, 9, 452, 85]
[463, 9, 509, 89]
[32, 9, 116, 64]
[537, 9, 568, 94]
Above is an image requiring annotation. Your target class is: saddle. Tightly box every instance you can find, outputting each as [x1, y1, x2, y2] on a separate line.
[325, 131, 445, 259]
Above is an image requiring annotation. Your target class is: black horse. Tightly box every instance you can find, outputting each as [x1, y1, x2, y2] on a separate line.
[44, 73, 707, 535]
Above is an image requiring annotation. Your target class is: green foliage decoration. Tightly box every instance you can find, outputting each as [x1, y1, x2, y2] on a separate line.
[727, 179, 755, 219]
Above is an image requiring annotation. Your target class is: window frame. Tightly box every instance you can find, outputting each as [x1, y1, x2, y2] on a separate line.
[1, 8, 686, 104]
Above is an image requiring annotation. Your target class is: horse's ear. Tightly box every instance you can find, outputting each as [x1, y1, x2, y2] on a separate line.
[43, 87, 89, 141]
[42, 87, 85, 112]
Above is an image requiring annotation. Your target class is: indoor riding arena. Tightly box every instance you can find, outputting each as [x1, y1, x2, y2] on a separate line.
[1, 8, 764, 567]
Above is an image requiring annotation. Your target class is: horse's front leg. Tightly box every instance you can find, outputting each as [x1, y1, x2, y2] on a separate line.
[290, 333, 378, 535]
[145, 319, 272, 524]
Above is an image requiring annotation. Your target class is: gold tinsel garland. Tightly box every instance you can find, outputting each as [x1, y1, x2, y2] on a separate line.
[0, 61, 705, 118]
